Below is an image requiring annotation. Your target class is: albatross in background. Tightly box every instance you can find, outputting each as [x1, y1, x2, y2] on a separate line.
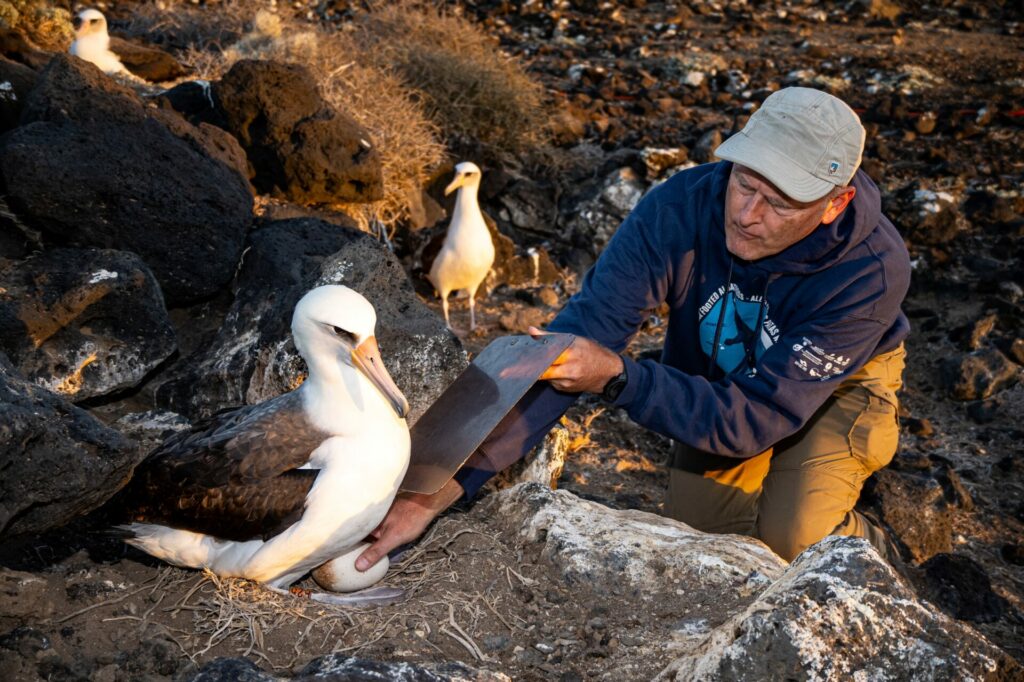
[429, 161, 495, 332]
[70, 9, 126, 75]
[112, 285, 411, 604]
[70, 8, 190, 82]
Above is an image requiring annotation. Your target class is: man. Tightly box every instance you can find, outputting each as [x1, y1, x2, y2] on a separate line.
[356, 86, 910, 571]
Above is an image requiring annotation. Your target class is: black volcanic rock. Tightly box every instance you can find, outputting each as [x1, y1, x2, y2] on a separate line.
[0, 353, 141, 541]
[155, 79, 228, 129]
[214, 60, 384, 205]
[0, 55, 35, 134]
[0, 249, 176, 401]
[1, 55, 253, 306]
[920, 553, 1009, 623]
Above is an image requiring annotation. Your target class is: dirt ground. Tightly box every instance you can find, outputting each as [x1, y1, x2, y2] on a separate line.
[2, 1, 1023, 680]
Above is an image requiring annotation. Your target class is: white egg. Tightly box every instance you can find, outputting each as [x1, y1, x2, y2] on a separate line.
[311, 543, 389, 593]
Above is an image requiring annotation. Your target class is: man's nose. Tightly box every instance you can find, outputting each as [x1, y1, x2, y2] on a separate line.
[737, 194, 764, 225]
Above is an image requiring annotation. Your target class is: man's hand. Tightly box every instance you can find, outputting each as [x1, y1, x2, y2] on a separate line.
[529, 326, 624, 394]
[355, 477, 465, 572]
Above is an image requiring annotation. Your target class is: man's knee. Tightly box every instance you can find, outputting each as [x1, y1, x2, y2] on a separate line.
[756, 517, 820, 562]
[664, 467, 759, 535]
[755, 476, 859, 562]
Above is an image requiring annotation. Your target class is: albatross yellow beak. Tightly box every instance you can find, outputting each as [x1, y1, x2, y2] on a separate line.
[352, 336, 410, 419]
[444, 174, 465, 196]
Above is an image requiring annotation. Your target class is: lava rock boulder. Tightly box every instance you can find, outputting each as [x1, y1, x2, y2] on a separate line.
[214, 59, 384, 205]
[0, 249, 176, 402]
[0, 353, 141, 541]
[0, 55, 253, 305]
[657, 536, 1020, 681]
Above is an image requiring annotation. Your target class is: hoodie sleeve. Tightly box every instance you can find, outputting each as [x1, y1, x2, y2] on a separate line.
[454, 194, 675, 498]
[612, 264, 905, 455]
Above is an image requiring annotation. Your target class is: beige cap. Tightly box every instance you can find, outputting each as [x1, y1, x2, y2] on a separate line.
[714, 87, 865, 202]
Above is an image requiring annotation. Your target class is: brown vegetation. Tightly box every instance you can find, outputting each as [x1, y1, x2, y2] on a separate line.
[352, 0, 551, 154]
[0, 0, 73, 51]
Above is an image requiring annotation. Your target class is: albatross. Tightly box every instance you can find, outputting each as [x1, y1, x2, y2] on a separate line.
[429, 161, 495, 332]
[70, 9, 127, 75]
[70, 8, 190, 82]
[113, 285, 411, 604]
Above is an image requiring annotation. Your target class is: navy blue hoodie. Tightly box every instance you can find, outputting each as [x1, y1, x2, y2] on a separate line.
[454, 161, 911, 498]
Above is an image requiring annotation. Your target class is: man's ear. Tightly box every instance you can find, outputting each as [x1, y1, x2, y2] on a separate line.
[821, 187, 856, 224]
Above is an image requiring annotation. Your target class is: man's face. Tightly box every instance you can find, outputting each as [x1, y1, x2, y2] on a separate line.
[723, 165, 832, 261]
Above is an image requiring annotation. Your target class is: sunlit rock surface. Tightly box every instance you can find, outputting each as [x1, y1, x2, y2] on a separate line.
[0, 354, 140, 540]
[215, 59, 384, 205]
[656, 536, 1021, 681]
[0, 249, 176, 401]
[869, 468, 953, 563]
[157, 218, 466, 423]
[944, 348, 1021, 401]
[488, 483, 787, 597]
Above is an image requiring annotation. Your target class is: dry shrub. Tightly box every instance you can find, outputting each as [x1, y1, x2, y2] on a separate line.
[354, 0, 550, 154]
[117, 0, 258, 53]
[321, 61, 446, 233]
[0, 0, 73, 51]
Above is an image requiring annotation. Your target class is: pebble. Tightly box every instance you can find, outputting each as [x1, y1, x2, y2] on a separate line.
[916, 111, 938, 135]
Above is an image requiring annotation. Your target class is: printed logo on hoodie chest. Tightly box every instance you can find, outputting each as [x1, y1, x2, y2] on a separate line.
[698, 283, 780, 376]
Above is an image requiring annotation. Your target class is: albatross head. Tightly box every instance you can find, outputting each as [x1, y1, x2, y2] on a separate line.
[292, 285, 410, 419]
[73, 9, 110, 40]
[444, 161, 483, 195]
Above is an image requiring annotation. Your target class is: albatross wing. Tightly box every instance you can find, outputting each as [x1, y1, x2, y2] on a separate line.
[117, 391, 328, 541]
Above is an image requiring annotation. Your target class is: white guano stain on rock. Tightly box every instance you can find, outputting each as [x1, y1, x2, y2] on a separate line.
[493, 484, 786, 594]
[88, 269, 119, 284]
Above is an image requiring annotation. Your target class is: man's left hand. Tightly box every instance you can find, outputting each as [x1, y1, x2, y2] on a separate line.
[529, 326, 624, 394]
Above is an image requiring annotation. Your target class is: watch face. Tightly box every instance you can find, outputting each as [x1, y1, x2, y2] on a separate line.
[602, 372, 627, 401]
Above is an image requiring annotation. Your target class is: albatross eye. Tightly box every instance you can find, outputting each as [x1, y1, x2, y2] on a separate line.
[332, 326, 357, 343]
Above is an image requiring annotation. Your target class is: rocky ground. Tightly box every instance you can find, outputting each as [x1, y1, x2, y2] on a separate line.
[1, 0, 1023, 680]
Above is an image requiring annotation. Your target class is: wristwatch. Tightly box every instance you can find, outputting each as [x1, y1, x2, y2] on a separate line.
[599, 366, 628, 402]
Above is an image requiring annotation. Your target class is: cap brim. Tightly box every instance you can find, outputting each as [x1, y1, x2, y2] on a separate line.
[714, 132, 834, 203]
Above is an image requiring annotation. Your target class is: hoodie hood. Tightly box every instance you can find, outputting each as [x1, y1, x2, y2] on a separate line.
[711, 162, 882, 276]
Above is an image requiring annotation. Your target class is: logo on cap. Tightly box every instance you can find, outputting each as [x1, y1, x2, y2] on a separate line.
[827, 160, 841, 176]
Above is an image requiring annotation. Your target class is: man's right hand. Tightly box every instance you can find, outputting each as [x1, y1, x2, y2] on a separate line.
[355, 477, 465, 572]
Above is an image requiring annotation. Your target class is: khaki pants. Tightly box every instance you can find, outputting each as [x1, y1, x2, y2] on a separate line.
[664, 344, 905, 562]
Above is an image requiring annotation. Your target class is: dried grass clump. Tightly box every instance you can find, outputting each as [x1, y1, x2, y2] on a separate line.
[354, 0, 550, 154]
[117, 0, 256, 54]
[0, 0, 73, 51]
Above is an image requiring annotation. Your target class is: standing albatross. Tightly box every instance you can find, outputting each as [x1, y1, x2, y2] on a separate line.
[113, 285, 410, 604]
[429, 161, 495, 332]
